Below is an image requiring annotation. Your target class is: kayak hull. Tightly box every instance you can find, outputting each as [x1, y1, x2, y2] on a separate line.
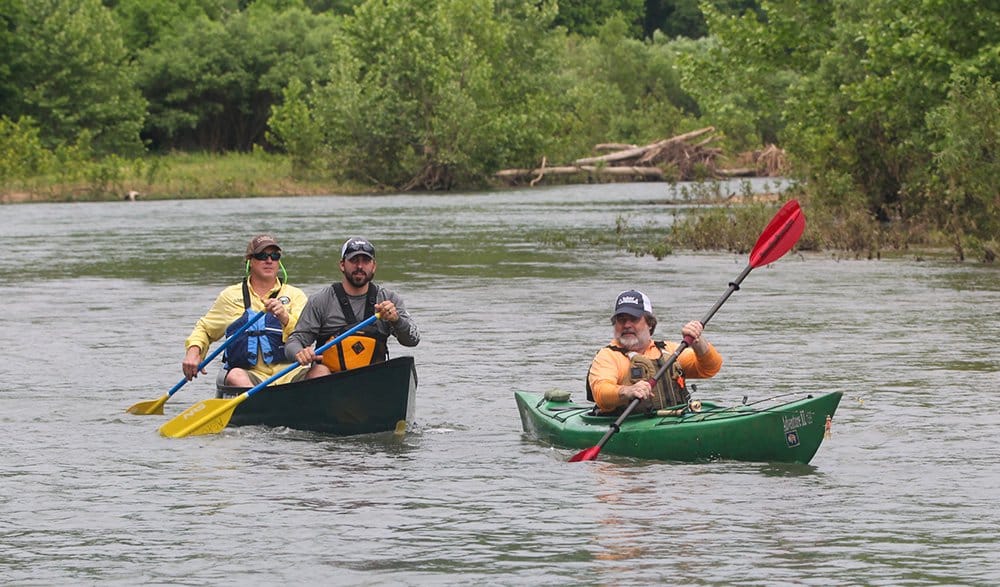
[515, 390, 842, 464]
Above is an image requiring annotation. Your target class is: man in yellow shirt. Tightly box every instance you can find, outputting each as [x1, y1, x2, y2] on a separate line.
[182, 234, 309, 387]
[587, 289, 722, 413]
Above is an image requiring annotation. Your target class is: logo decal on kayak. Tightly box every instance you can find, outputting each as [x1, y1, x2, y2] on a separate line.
[782, 410, 813, 432]
[782, 411, 812, 448]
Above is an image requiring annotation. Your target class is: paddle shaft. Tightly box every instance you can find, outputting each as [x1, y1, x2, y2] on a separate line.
[242, 313, 379, 400]
[165, 309, 268, 396]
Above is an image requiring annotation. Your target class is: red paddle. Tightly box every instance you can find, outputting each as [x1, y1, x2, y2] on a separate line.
[569, 200, 806, 462]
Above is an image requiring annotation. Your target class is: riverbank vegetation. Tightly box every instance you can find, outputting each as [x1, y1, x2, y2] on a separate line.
[1, 0, 997, 262]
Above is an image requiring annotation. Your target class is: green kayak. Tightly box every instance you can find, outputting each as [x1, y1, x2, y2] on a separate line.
[515, 390, 842, 464]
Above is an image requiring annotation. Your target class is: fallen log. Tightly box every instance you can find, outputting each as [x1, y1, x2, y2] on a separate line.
[593, 143, 638, 152]
[716, 168, 756, 177]
[493, 127, 787, 186]
[495, 165, 665, 181]
[573, 127, 715, 166]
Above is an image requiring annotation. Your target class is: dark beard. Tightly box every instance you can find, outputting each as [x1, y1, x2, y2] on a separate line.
[346, 270, 372, 288]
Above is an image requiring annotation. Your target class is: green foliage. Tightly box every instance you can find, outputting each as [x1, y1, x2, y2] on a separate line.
[643, 0, 761, 40]
[925, 76, 1000, 261]
[553, 0, 644, 38]
[680, 0, 1000, 258]
[0, 117, 152, 199]
[0, 116, 57, 182]
[266, 78, 326, 175]
[9, 0, 146, 156]
[111, 0, 234, 54]
[300, 0, 362, 13]
[667, 203, 780, 254]
[554, 16, 696, 152]
[676, 2, 831, 150]
[0, 0, 29, 115]
[138, 4, 340, 151]
[538, 213, 674, 259]
[280, 0, 565, 189]
[644, 0, 704, 39]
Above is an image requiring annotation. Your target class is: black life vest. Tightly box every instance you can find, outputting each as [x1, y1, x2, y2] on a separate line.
[319, 283, 389, 372]
[222, 279, 286, 369]
[585, 341, 687, 408]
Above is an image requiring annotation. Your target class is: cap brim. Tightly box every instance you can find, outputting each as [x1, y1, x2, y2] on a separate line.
[344, 251, 374, 260]
[613, 307, 645, 318]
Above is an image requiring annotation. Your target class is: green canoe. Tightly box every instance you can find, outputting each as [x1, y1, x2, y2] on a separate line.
[515, 390, 842, 464]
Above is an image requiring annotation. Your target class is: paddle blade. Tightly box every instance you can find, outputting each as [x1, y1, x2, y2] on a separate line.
[158, 396, 245, 438]
[569, 446, 602, 462]
[126, 395, 167, 415]
[750, 200, 805, 267]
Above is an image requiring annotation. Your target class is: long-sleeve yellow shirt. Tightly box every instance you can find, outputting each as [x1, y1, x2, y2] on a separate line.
[588, 338, 723, 412]
[185, 279, 308, 379]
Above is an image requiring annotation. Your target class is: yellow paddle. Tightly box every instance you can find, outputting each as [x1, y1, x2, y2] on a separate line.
[159, 313, 380, 438]
[127, 310, 268, 415]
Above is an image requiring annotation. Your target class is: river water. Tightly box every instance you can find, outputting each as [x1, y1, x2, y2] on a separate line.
[1, 182, 997, 585]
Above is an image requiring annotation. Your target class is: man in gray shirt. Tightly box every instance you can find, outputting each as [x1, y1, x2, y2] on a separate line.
[285, 237, 419, 378]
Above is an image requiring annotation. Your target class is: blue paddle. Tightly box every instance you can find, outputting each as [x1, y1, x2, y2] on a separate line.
[159, 313, 380, 437]
[126, 310, 268, 415]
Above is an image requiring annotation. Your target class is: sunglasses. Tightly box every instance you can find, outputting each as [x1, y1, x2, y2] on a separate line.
[251, 252, 281, 261]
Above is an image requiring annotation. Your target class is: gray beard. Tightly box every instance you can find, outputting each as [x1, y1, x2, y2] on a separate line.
[616, 332, 650, 352]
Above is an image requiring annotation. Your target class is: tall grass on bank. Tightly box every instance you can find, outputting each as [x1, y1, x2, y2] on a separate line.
[0, 150, 369, 204]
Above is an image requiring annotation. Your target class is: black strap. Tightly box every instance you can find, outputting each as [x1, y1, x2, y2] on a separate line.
[332, 282, 380, 323]
[332, 283, 356, 322]
[365, 284, 378, 319]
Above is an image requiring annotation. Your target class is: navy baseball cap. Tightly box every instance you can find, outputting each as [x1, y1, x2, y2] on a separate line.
[613, 289, 653, 318]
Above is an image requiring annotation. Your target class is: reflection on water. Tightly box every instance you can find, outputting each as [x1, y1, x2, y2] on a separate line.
[1, 183, 998, 584]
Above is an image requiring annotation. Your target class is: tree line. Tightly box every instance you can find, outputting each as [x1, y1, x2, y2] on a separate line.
[1, 0, 997, 260]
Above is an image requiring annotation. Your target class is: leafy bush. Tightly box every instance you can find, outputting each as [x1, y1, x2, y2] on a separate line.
[0, 117, 56, 183]
[274, 0, 565, 190]
[925, 76, 1000, 261]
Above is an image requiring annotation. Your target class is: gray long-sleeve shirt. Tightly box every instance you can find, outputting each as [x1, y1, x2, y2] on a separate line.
[284, 283, 419, 360]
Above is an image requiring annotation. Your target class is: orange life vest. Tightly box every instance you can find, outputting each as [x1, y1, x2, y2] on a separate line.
[585, 341, 688, 409]
[319, 283, 388, 372]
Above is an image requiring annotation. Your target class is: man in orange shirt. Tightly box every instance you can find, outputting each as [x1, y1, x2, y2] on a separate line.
[587, 289, 722, 413]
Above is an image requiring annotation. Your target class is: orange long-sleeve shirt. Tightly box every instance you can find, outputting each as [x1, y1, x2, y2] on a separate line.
[587, 339, 723, 412]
